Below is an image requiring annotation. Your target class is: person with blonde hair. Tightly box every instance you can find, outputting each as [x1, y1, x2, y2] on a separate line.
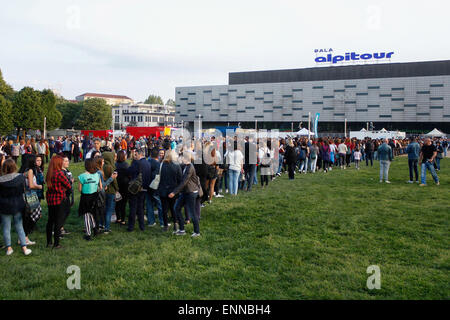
[158, 149, 182, 231]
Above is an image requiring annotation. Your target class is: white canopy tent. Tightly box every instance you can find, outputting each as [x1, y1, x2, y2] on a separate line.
[425, 128, 446, 137]
[296, 128, 314, 136]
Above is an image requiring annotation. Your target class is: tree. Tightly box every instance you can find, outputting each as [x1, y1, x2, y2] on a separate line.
[75, 98, 112, 130]
[166, 98, 176, 106]
[57, 101, 83, 129]
[40, 89, 62, 131]
[144, 94, 163, 105]
[12, 87, 43, 135]
[0, 95, 13, 135]
[0, 68, 14, 99]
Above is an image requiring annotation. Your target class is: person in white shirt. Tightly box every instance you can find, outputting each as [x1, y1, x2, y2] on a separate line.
[337, 139, 348, 169]
[353, 148, 362, 170]
[258, 142, 274, 188]
[328, 141, 337, 170]
[225, 141, 244, 195]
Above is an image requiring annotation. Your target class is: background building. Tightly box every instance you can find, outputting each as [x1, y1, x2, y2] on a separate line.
[175, 60, 450, 134]
[76, 92, 134, 105]
[112, 103, 176, 130]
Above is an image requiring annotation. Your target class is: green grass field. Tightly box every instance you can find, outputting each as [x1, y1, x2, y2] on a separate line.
[0, 156, 448, 300]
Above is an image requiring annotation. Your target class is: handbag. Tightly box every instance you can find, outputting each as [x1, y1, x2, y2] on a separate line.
[115, 191, 122, 202]
[128, 161, 143, 195]
[97, 190, 106, 208]
[23, 189, 42, 223]
[149, 163, 163, 190]
[196, 175, 204, 198]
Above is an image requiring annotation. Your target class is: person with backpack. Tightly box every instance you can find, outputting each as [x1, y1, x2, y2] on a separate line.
[146, 148, 164, 227]
[127, 148, 151, 232]
[78, 158, 102, 241]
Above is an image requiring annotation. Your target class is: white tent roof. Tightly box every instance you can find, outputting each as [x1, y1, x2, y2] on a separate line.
[296, 128, 314, 136]
[425, 128, 446, 137]
[380, 128, 388, 132]
[360, 128, 367, 132]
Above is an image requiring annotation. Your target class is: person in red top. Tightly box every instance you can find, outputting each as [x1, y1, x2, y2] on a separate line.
[45, 155, 72, 249]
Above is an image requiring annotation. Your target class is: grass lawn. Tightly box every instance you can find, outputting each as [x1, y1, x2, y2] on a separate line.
[0, 156, 448, 299]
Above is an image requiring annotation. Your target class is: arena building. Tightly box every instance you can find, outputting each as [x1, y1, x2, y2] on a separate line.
[175, 60, 450, 133]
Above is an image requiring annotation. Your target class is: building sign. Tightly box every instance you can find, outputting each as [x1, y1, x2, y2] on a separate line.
[315, 49, 394, 65]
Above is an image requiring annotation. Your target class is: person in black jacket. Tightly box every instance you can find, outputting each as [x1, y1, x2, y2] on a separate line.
[146, 148, 164, 227]
[158, 150, 182, 232]
[127, 148, 151, 232]
[169, 151, 201, 237]
[284, 139, 297, 180]
[365, 139, 374, 167]
[115, 150, 129, 225]
[0, 159, 32, 256]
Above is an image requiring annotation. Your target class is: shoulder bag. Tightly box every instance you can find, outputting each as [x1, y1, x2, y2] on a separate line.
[149, 163, 163, 190]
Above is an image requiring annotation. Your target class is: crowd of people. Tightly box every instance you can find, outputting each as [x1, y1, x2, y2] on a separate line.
[0, 132, 447, 256]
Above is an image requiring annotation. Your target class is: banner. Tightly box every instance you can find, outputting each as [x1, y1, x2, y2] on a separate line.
[314, 113, 320, 137]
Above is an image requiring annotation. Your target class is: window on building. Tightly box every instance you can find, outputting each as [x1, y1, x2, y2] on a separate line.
[152, 117, 158, 122]
[125, 116, 129, 122]
[115, 116, 119, 122]
[138, 116, 143, 122]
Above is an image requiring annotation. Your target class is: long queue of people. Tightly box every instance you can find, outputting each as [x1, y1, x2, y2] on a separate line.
[0, 133, 447, 256]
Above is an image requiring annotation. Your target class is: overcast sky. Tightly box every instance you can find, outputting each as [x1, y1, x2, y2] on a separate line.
[1, 0, 449, 102]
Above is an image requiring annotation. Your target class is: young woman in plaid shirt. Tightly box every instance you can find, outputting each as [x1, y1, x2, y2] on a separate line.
[46, 155, 72, 249]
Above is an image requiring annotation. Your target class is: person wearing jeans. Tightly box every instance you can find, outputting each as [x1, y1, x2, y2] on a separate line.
[225, 141, 244, 195]
[228, 169, 240, 195]
[127, 149, 152, 231]
[170, 153, 201, 236]
[419, 138, 440, 186]
[104, 193, 115, 232]
[0, 159, 32, 256]
[377, 139, 393, 183]
[128, 191, 146, 231]
[102, 151, 118, 233]
[146, 190, 164, 226]
[420, 161, 439, 185]
[406, 137, 421, 183]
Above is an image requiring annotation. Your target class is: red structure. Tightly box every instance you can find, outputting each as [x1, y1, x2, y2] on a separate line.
[126, 126, 166, 138]
[81, 130, 113, 138]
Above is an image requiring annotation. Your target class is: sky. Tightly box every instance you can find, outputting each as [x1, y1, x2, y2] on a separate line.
[1, 0, 449, 103]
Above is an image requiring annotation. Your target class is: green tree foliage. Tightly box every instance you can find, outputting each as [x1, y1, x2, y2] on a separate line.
[0, 68, 14, 99]
[0, 95, 13, 135]
[166, 98, 175, 106]
[12, 87, 42, 133]
[144, 94, 163, 105]
[56, 101, 83, 129]
[40, 89, 62, 130]
[75, 98, 112, 130]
